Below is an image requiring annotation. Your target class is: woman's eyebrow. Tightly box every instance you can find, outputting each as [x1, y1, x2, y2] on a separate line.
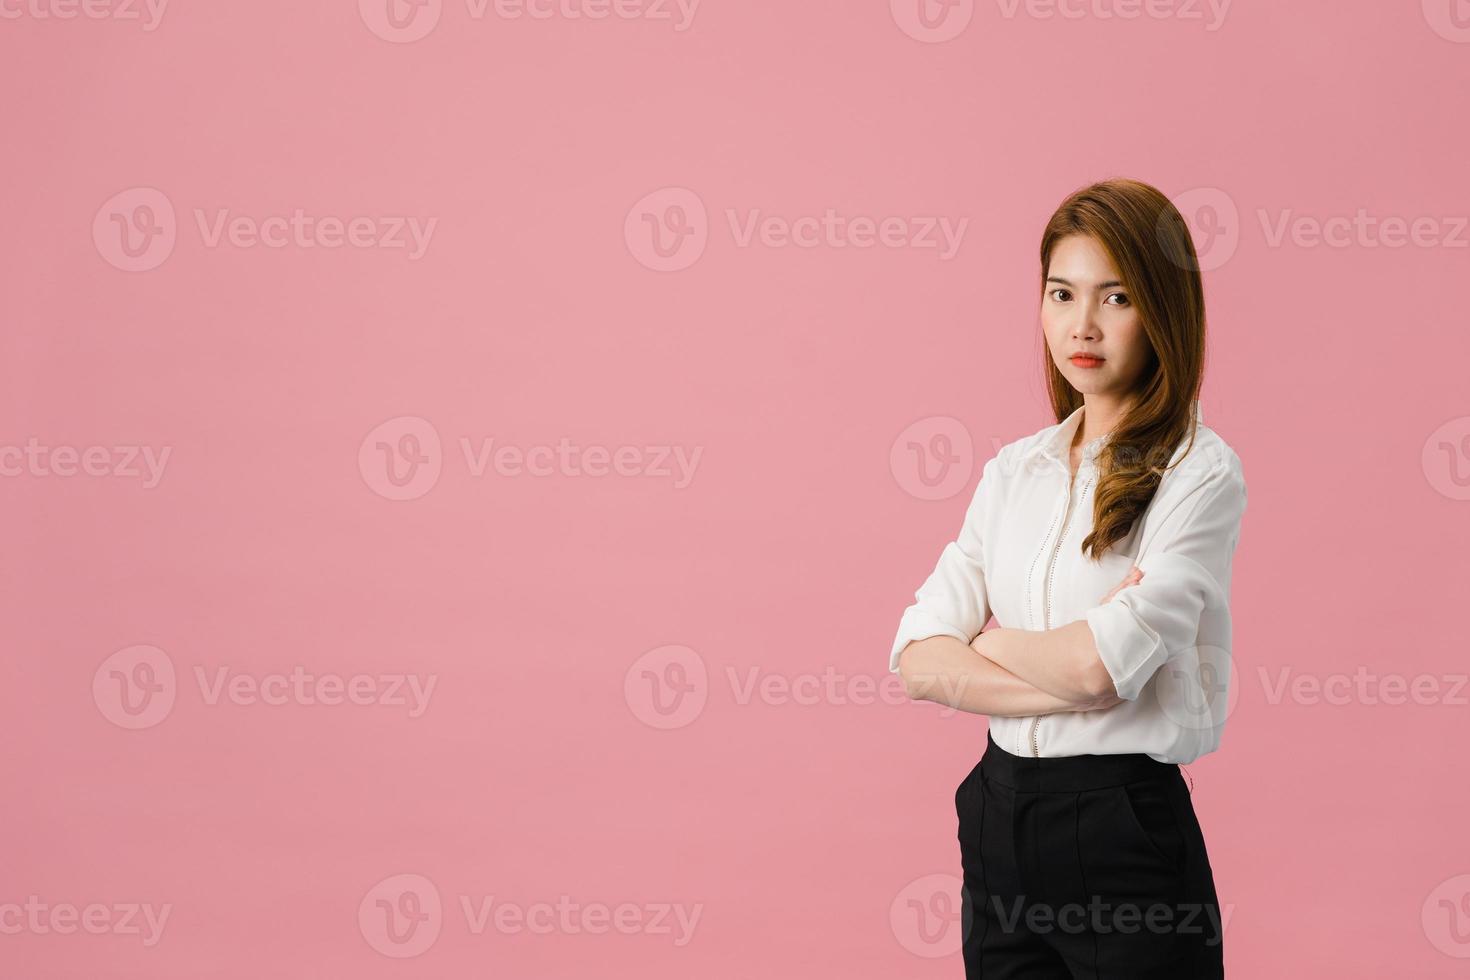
[1046, 276, 1124, 289]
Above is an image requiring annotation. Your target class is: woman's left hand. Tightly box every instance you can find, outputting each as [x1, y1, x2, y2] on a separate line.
[1097, 565, 1144, 605]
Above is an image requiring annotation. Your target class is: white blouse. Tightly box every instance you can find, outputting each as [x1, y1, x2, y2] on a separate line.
[889, 402, 1246, 764]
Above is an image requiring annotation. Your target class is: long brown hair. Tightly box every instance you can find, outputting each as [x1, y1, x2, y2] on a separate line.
[1039, 178, 1207, 561]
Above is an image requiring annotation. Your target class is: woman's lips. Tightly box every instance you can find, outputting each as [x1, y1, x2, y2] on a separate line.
[1070, 355, 1105, 368]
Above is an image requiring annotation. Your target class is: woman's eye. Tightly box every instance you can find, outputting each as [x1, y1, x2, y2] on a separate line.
[1106, 292, 1130, 306]
[1050, 288, 1071, 302]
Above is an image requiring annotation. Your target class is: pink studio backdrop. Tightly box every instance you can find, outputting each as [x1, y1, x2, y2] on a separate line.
[4, 2, 1469, 977]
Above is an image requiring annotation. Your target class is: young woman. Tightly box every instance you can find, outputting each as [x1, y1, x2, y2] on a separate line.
[890, 178, 1246, 979]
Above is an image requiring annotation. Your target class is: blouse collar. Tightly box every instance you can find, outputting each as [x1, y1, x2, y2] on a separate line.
[1025, 400, 1203, 469]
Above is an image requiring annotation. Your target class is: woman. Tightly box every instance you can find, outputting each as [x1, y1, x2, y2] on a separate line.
[890, 178, 1246, 979]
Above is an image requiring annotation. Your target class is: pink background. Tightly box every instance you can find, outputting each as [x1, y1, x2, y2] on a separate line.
[5, 1, 1470, 976]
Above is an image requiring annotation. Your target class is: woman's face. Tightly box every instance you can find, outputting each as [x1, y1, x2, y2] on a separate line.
[1041, 234, 1151, 405]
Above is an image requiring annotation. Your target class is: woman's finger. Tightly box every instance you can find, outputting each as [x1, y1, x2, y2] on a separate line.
[1097, 565, 1145, 605]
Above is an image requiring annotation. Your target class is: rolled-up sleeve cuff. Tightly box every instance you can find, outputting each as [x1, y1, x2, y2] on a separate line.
[889, 611, 971, 673]
[1084, 601, 1168, 702]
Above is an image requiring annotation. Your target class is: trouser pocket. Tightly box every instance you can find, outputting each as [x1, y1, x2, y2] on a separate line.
[955, 759, 984, 816]
[1115, 778, 1188, 875]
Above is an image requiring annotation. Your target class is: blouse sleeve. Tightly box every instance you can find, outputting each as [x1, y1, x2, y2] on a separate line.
[888, 456, 997, 673]
[1083, 458, 1247, 701]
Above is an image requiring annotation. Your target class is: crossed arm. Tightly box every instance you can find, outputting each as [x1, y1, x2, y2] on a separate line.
[896, 567, 1140, 717]
[895, 456, 1246, 718]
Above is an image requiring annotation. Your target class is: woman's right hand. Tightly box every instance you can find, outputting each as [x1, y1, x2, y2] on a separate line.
[1067, 694, 1124, 711]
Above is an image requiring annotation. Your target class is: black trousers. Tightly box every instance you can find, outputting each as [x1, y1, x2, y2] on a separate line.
[955, 731, 1225, 979]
